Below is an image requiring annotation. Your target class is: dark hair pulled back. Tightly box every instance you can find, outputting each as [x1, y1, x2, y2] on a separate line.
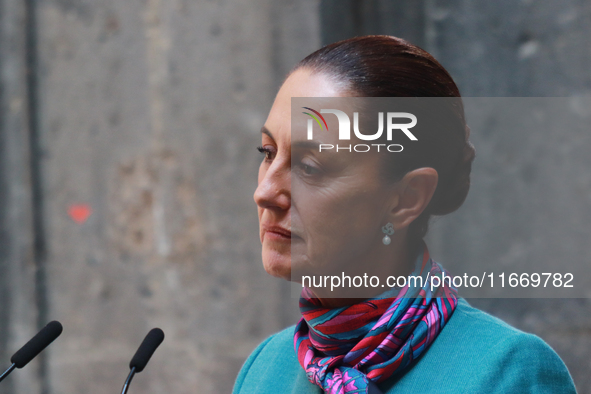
[293, 35, 476, 250]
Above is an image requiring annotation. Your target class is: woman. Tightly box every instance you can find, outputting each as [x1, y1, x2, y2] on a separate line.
[233, 36, 576, 394]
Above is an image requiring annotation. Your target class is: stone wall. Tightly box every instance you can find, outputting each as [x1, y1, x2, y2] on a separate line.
[0, 1, 318, 393]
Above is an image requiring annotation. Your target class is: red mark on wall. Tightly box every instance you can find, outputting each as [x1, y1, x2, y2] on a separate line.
[68, 204, 92, 224]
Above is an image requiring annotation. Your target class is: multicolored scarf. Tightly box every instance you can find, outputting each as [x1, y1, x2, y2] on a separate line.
[294, 243, 458, 394]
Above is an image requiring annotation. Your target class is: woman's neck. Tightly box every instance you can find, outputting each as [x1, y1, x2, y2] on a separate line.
[311, 236, 419, 308]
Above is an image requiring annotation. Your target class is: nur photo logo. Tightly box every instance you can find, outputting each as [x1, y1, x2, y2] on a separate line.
[302, 106, 418, 152]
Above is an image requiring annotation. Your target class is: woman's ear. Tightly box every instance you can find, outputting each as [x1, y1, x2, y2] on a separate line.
[390, 168, 438, 229]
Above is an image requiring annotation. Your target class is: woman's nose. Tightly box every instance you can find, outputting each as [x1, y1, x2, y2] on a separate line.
[254, 161, 291, 211]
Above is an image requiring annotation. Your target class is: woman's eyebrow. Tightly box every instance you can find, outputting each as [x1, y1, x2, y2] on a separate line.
[292, 140, 319, 150]
[261, 126, 275, 142]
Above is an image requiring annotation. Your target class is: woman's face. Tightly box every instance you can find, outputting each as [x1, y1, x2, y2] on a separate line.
[254, 68, 404, 288]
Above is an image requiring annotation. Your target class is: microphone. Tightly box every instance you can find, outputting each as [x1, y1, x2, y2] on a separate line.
[120, 328, 164, 394]
[0, 321, 63, 383]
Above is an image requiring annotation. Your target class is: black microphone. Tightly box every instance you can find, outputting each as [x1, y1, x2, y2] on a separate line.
[120, 328, 164, 394]
[0, 321, 63, 383]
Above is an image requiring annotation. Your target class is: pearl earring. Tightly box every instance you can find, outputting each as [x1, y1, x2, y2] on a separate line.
[382, 223, 395, 245]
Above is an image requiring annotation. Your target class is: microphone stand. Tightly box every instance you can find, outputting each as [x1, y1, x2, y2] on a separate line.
[0, 363, 16, 383]
[120, 366, 136, 394]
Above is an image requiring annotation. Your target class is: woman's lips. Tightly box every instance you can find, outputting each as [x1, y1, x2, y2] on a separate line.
[262, 225, 292, 241]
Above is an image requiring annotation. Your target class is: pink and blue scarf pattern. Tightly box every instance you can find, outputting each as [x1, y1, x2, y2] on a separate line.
[294, 244, 458, 394]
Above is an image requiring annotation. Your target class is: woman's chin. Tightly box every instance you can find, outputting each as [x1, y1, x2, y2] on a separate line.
[263, 263, 292, 281]
[261, 249, 291, 280]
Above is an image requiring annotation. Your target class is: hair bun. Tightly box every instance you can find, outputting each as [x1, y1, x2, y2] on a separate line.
[430, 127, 476, 216]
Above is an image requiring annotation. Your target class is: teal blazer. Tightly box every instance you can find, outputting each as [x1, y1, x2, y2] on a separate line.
[233, 298, 577, 393]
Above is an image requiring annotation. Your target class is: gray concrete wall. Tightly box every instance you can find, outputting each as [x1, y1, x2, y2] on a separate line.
[0, 0, 43, 392]
[1, 0, 319, 393]
[422, 1, 591, 389]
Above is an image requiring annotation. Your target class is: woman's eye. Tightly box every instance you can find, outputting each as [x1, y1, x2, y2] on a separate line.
[301, 164, 315, 175]
[257, 146, 276, 161]
[299, 162, 320, 176]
